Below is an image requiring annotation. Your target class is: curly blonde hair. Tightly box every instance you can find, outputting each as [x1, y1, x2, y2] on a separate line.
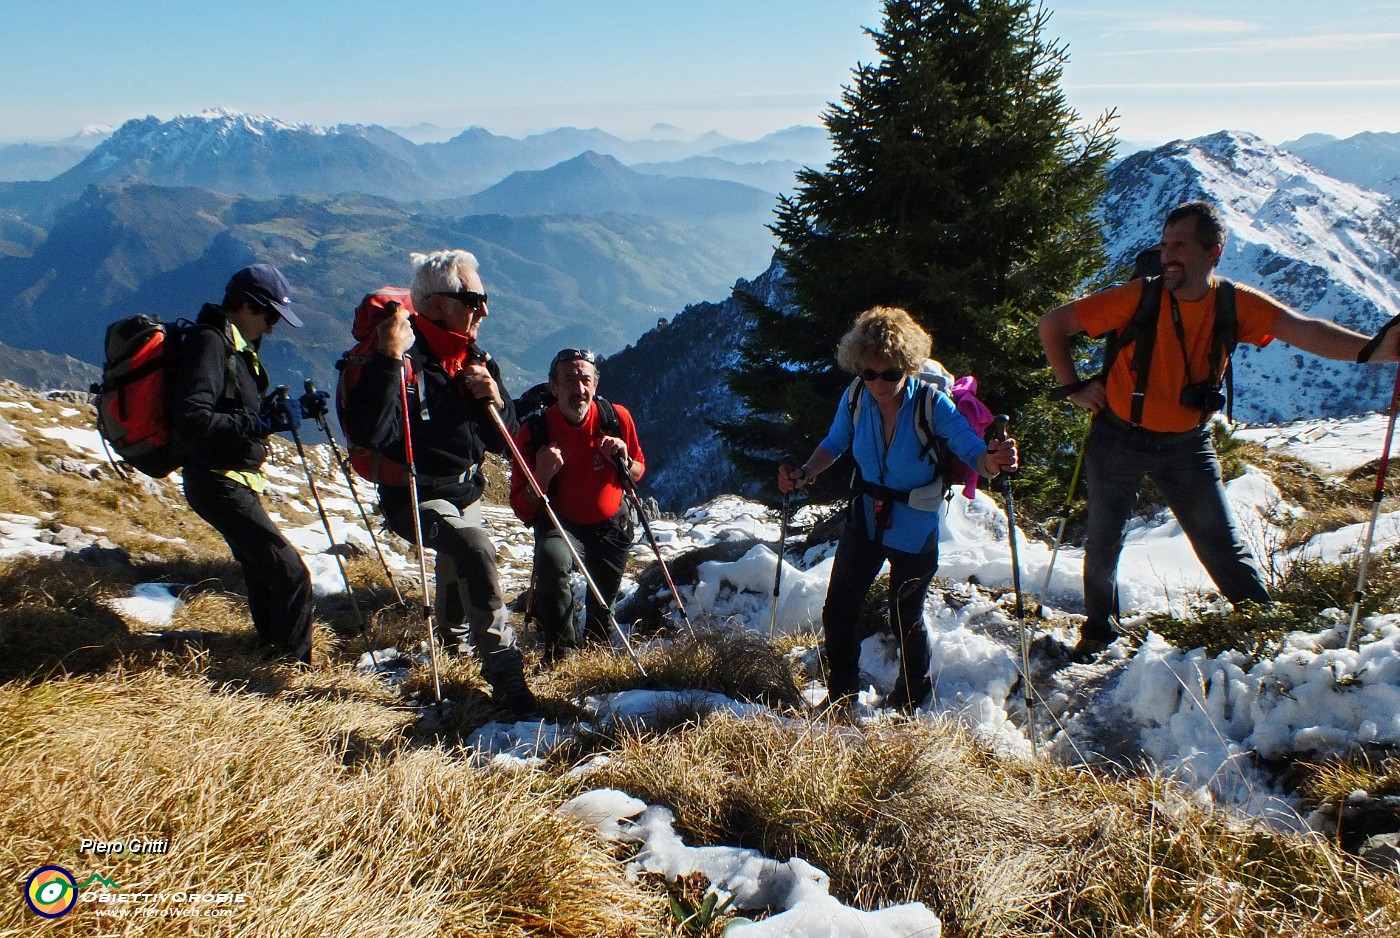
[835, 306, 932, 375]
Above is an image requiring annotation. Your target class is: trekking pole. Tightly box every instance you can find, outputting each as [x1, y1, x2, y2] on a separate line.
[1345, 364, 1400, 649]
[484, 402, 648, 676]
[275, 386, 366, 636]
[397, 355, 444, 705]
[769, 455, 795, 640]
[303, 379, 405, 605]
[1037, 421, 1091, 616]
[987, 414, 1036, 756]
[615, 454, 696, 638]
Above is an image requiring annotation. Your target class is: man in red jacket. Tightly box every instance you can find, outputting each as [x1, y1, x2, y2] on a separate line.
[510, 349, 645, 662]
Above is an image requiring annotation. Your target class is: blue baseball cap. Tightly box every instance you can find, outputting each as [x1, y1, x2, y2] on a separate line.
[225, 264, 303, 327]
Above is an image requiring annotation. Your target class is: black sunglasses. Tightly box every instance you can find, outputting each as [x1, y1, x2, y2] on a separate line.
[431, 290, 489, 309]
[860, 367, 905, 382]
[246, 295, 281, 325]
[552, 348, 598, 367]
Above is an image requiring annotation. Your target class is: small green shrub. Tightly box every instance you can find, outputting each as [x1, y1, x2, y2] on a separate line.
[1146, 549, 1399, 660]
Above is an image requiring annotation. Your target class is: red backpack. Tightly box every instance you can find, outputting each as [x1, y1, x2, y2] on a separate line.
[92, 315, 225, 478]
[335, 287, 417, 485]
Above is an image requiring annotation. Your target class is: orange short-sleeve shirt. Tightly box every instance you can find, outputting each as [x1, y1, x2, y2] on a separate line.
[1076, 279, 1285, 432]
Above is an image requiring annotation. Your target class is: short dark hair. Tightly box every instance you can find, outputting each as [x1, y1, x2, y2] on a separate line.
[549, 348, 599, 383]
[1165, 200, 1227, 248]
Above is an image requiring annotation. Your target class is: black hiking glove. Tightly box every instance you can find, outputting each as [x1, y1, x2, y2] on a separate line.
[299, 388, 330, 421]
[259, 393, 303, 434]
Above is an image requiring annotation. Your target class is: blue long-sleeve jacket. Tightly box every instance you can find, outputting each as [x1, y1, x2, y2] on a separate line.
[819, 379, 988, 554]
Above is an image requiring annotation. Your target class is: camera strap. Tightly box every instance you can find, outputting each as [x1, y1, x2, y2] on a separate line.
[1121, 278, 1238, 427]
[1167, 294, 1196, 385]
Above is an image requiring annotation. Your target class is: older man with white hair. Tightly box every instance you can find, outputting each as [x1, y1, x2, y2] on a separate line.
[344, 249, 535, 716]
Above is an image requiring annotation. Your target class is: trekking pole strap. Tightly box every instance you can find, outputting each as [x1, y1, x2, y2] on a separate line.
[1047, 376, 1095, 401]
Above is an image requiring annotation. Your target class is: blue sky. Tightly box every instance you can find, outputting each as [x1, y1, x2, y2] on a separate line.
[3, 1, 1397, 147]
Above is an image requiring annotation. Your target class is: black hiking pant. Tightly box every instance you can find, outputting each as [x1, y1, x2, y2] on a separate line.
[822, 515, 939, 707]
[184, 471, 314, 661]
[532, 511, 634, 650]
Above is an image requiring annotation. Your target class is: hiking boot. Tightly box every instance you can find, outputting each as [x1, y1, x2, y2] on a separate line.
[490, 669, 541, 719]
[1071, 635, 1117, 664]
[886, 674, 931, 712]
[539, 641, 572, 669]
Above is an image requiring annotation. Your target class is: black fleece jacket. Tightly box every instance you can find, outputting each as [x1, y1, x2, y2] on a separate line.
[171, 304, 270, 474]
[343, 328, 517, 508]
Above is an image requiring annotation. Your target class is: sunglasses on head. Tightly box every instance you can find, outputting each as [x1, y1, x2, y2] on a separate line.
[431, 290, 489, 309]
[552, 348, 597, 368]
[860, 367, 904, 383]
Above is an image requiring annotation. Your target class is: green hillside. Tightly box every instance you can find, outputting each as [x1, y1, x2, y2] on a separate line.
[0, 182, 772, 390]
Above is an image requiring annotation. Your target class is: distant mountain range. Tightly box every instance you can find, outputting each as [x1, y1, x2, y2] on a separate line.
[0, 110, 807, 386]
[1281, 131, 1400, 202]
[4, 112, 1400, 515]
[0, 125, 112, 183]
[0, 108, 831, 199]
[610, 130, 1400, 510]
[0, 340, 98, 391]
[0, 181, 777, 387]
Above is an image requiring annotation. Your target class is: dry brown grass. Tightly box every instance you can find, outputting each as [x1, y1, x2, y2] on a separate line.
[0, 669, 661, 937]
[535, 623, 805, 711]
[1296, 750, 1400, 804]
[0, 393, 230, 558]
[585, 714, 1400, 937]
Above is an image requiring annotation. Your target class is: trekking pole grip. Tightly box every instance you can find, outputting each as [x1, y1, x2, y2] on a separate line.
[984, 414, 1012, 488]
[613, 452, 635, 490]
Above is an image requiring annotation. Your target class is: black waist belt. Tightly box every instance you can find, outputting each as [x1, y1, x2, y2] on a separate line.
[849, 467, 909, 545]
[410, 466, 481, 489]
[850, 467, 910, 504]
[1098, 409, 1207, 444]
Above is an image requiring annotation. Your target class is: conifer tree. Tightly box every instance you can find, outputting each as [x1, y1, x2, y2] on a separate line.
[721, 0, 1115, 504]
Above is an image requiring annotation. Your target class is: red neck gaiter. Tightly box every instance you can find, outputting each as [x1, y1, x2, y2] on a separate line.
[414, 315, 473, 377]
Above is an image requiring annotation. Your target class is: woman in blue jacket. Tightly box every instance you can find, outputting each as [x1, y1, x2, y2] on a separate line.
[779, 307, 1018, 709]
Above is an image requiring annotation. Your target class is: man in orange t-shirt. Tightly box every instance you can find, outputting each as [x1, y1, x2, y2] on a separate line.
[1040, 200, 1400, 660]
[510, 348, 645, 661]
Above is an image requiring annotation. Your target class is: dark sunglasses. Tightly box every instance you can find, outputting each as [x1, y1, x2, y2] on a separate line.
[431, 290, 489, 309]
[860, 367, 905, 383]
[247, 296, 281, 325]
[552, 348, 598, 367]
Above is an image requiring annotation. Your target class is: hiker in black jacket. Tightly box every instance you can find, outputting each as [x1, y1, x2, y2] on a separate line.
[172, 264, 314, 663]
[343, 249, 536, 715]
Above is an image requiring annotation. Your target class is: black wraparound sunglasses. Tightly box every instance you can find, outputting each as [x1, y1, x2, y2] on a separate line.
[431, 290, 489, 309]
[860, 367, 904, 382]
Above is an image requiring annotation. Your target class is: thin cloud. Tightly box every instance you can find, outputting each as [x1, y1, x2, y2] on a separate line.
[1068, 78, 1400, 91]
[1223, 30, 1400, 53]
[1129, 17, 1258, 36]
[1089, 30, 1400, 59]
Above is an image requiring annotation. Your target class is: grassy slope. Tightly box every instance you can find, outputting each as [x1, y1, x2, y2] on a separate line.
[2, 382, 1399, 937]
